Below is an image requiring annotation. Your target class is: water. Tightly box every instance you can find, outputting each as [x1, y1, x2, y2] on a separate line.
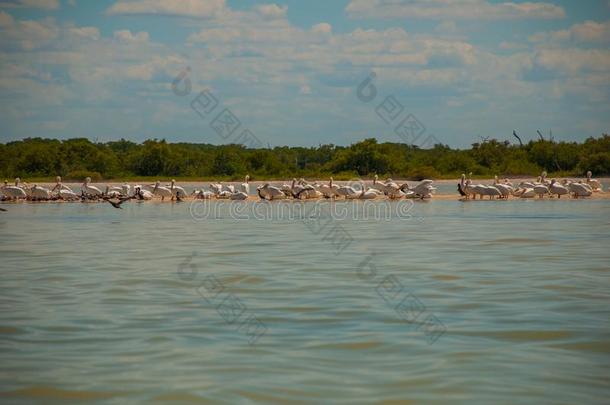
[1, 199, 609, 404]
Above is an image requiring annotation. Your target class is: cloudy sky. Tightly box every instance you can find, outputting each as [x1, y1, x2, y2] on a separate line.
[0, 0, 609, 148]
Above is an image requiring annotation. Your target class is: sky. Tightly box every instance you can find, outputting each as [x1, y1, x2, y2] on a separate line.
[0, 0, 609, 148]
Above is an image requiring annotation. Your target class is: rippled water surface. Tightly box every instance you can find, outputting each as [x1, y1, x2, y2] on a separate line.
[1, 199, 609, 404]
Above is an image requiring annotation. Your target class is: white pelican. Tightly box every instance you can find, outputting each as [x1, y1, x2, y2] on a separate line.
[516, 187, 536, 198]
[257, 183, 286, 200]
[51, 177, 78, 199]
[1, 178, 27, 200]
[532, 183, 549, 199]
[230, 191, 248, 200]
[317, 177, 338, 198]
[481, 185, 501, 200]
[30, 184, 52, 200]
[82, 177, 103, 197]
[104, 185, 122, 198]
[297, 185, 322, 199]
[210, 182, 223, 195]
[51, 176, 75, 194]
[224, 183, 236, 193]
[568, 181, 592, 198]
[214, 190, 231, 199]
[548, 179, 568, 198]
[169, 179, 188, 199]
[153, 181, 173, 200]
[371, 174, 386, 193]
[336, 183, 359, 199]
[191, 189, 214, 199]
[493, 176, 512, 199]
[122, 184, 131, 196]
[585, 171, 603, 191]
[134, 186, 153, 200]
[357, 181, 378, 199]
[401, 180, 436, 199]
[279, 180, 294, 197]
[240, 175, 250, 195]
[284, 178, 307, 198]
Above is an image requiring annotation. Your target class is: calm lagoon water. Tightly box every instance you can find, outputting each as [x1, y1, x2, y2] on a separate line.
[0, 199, 609, 404]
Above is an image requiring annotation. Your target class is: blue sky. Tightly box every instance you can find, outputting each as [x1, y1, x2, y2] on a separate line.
[0, 0, 609, 148]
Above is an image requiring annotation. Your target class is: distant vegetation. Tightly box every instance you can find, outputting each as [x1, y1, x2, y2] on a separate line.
[1, 135, 609, 181]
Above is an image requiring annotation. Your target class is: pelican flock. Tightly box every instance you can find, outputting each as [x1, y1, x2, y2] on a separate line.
[0, 170, 604, 205]
[457, 171, 602, 200]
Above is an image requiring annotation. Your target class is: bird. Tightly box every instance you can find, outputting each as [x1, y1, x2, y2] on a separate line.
[457, 174, 467, 197]
[401, 180, 436, 199]
[370, 174, 386, 193]
[1, 178, 27, 200]
[336, 183, 359, 199]
[51, 177, 79, 200]
[481, 185, 502, 200]
[191, 189, 214, 199]
[493, 176, 513, 199]
[533, 183, 549, 198]
[516, 187, 536, 198]
[240, 175, 250, 195]
[585, 171, 603, 191]
[82, 177, 103, 197]
[317, 177, 338, 198]
[104, 185, 122, 198]
[548, 179, 569, 198]
[215, 190, 233, 199]
[357, 181, 378, 199]
[0, 207, 7, 212]
[104, 196, 130, 209]
[29, 184, 52, 200]
[133, 186, 153, 200]
[152, 181, 173, 200]
[568, 181, 592, 198]
[257, 183, 286, 200]
[230, 191, 248, 200]
[210, 182, 223, 195]
[169, 179, 188, 199]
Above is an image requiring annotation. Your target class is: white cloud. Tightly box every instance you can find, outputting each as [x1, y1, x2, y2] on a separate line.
[532, 48, 610, 74]
[255, 3, 287, 19]
[1, 0, 607, 144]
[0, 0, 59, 9]
[68, 26, 100, 41]
[106, 0, 225, 18]
[113, 29, 149, 43]
[346, 0, 565, 20]
[530, 20, 610, 44]
[0, 14, 59, 50]
[312, 22, 332, 34]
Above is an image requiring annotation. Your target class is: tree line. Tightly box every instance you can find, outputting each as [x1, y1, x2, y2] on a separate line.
[0, 135, 608, 181]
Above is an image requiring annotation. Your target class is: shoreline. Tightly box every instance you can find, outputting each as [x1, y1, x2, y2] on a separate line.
[1, 178, 607, 203]
[8, 176, 609, 188]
